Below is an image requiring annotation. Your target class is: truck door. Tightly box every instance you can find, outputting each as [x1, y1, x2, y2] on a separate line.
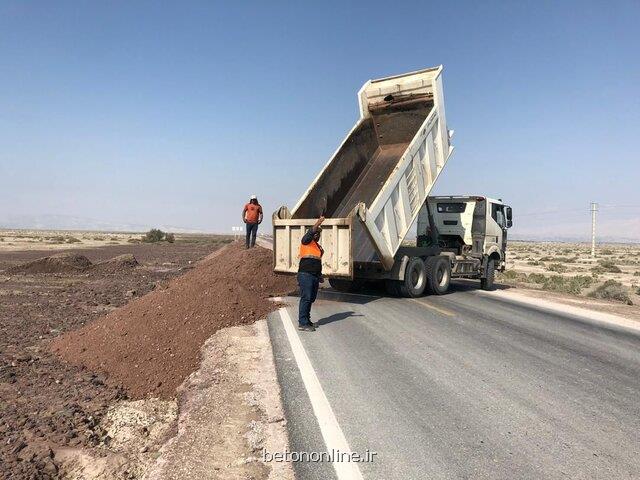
[490, 203, 507, 256]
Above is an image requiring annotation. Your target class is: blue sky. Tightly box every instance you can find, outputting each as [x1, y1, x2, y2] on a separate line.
[1, 1, 639, 240]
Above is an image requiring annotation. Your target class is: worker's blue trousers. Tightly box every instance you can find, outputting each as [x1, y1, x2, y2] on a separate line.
[245, 222, 258, 248]
[297, 272, 319, 326]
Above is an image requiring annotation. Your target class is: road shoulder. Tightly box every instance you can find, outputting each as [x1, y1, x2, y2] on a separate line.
[477, 286, 640, 332]
[145, 320, 294, 480]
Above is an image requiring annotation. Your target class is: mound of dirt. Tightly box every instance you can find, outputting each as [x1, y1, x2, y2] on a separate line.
[8, 253, 93, 274]
[92, 254, 140, 273]
[51, 243, 297, 399]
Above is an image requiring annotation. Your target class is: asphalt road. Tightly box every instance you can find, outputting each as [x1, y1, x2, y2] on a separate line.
[268, 283, 640, 480]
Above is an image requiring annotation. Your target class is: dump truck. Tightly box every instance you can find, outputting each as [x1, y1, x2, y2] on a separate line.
[273, 66, 513, 296]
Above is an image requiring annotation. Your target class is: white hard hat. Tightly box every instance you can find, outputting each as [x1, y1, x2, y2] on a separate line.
[250, 195, 257, 200]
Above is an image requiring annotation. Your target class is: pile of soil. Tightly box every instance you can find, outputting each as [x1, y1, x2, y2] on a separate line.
[0, 240, 224, 480]
[52, 243, 297, 399]
[92, 253, 140, 273]
[8, 252, 93, 274]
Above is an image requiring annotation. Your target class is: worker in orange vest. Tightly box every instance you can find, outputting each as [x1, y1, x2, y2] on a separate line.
[297, 216, 325, 331]
[242, 195, 263, 248]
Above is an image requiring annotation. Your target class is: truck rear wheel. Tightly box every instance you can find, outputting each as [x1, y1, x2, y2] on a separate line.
[328, 278, 362, 293]
[481, 260, 496, 291]
[425, 256, 451, 295]
[399, 257, 427, 298]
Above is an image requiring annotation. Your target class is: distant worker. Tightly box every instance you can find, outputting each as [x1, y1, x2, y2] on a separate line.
[242, 195, 263, 248]
[297, 216, 325, 332]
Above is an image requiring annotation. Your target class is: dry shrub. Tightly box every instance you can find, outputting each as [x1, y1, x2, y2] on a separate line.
[501, 270, 593, 295]
[588, 280, 633, 305]
[528, 273, 547, 284]
[142, 229, 165, 243]
[543, 275, 594, 295]
[547, 263, 567, 273]
[591, 259, 622, 274]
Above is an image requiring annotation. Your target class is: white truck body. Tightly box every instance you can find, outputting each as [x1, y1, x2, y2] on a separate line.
[273, 66, 454, 277]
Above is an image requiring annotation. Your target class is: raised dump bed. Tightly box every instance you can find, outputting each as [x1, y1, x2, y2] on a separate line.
[274, 66, 454, 278]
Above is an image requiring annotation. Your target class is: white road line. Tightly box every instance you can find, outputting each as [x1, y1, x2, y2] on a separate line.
[278, 308, 364, 480]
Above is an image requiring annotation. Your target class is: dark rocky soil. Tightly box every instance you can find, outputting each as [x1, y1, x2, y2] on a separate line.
[0, 239, 230, 479]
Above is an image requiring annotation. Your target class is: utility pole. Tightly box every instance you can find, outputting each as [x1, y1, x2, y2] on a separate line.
[590, 202, 598, 257]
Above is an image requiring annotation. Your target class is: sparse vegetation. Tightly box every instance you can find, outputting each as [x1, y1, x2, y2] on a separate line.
[588, 280, 633, 305]
[165, 232, 175, 243]
[498, 270, 594, 295]
[544, 275, 594, 295]
[65, 237, 81, 243]
[527, 273, 547, 284]
[553, 256, 576, 263]
[591, 259, 622, 274]
[547, 263, 567, 273]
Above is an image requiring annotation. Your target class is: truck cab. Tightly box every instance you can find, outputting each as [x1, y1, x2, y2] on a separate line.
[419, 196, 513, 273]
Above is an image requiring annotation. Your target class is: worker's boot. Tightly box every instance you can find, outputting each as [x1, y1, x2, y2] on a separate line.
[298, 324, 316, 332]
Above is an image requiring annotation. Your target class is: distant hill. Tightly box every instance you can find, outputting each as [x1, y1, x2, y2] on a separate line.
[510, 235, 640, 245]
[0, 214, 206, 234]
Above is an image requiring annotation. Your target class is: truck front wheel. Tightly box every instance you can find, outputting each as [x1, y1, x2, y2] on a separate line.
[425, 256, 451, 295]
[399, 257, 427, 298]
[481, 260, 496, 291]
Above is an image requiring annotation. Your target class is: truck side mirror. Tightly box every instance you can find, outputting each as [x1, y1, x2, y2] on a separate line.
[506, 219, 513, 228]
[506, 206, 513, 228]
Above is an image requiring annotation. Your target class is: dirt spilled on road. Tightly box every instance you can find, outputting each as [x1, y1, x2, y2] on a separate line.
[51, 243, 297, 399]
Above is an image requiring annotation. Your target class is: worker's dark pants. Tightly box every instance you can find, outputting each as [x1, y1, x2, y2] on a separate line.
[297, 272, 319, 326]
[245, 222, 258, 248]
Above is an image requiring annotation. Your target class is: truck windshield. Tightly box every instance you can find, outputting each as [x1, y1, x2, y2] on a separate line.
[437, 203, 466, 213]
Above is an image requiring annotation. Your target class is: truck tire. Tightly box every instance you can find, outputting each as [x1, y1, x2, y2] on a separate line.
[399, 257, 427, 298]
[425, 256, 451, 295]
[329, 278, 362, 293]
[481, 260, 496, 291]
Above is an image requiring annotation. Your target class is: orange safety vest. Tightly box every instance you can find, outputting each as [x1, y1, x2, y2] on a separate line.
[299, 240, 323, 259]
